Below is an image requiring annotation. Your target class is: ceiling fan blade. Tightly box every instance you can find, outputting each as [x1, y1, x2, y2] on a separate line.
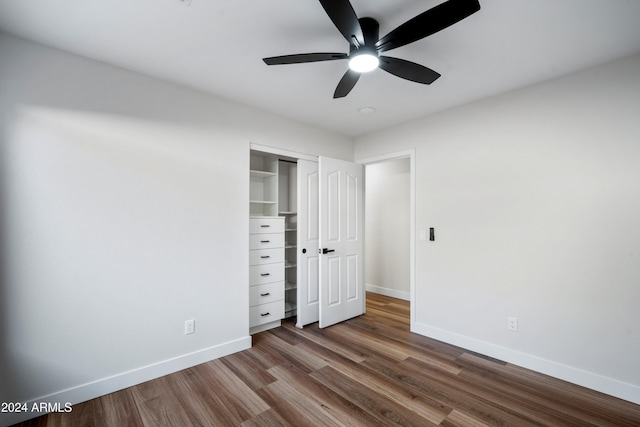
[378, 56, 441, 84]
[333, 69, 360, 98]
[376, 0, 480, 53]
[263, 53, 348, 65]
[318, 0, 364, 46]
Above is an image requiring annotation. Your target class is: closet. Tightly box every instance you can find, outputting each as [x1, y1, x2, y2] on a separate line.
[249, 147, 364, 333]
[249, 150, 318, 333]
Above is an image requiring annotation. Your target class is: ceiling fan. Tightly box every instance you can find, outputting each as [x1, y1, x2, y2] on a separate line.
[263, 0, 480, 98]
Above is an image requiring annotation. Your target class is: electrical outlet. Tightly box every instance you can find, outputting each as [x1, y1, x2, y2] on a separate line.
[185, 319, 195, 335]
[508, 317, 518, 332]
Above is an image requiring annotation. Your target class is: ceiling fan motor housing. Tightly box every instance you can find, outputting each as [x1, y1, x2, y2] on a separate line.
[347, 17, 380, 72]
[356, 17, 379, 49]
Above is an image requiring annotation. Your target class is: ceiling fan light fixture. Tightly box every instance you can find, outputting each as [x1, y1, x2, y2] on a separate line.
[349, 52, 379, 73]
[262, 0, 481, 98]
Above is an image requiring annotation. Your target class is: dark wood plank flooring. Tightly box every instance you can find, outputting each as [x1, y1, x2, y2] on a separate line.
[14, 293, 640, 426]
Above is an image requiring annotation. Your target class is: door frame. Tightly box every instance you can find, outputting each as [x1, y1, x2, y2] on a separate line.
[357, 149, 416, 329]
[250, 143, 317, 162]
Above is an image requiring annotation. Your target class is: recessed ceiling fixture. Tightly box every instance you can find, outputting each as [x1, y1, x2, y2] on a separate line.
[263, 0, 481, 99]
[358, 107, 376, 114]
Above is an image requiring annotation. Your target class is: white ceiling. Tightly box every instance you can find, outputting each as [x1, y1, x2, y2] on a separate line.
[1, 0, 640, 137]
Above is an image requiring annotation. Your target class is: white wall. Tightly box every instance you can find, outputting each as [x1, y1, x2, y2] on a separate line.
[355, 54, 640, 404]
[365, 159, 410, 300]
[0, 33, 352, 425]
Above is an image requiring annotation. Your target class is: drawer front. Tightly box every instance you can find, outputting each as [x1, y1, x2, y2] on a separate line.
[250, 218, 284, 234]
[249, 233, 284, 250]
[250, 300, 284, 327]
[249, 263, 284, 285]
[249, 248, 284, 266]
[249, 282, 284, 307]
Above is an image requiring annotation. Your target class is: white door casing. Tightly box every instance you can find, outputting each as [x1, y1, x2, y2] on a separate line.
[318, 156, 365, 328]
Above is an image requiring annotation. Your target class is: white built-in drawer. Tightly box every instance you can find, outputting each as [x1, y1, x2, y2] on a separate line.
[249, 248, 284, 266]
[250, 300, 284, 327]
[249, 263, 285, 285]
[249, 282, 284, 307]
[249, 233, 284, 250]
[250, 218, 284, 234]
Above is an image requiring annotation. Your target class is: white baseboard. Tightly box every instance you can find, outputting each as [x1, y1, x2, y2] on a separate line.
[411, 321, 640, 405]
[366, 284, 410, 301]
[2, 336, 252, 426]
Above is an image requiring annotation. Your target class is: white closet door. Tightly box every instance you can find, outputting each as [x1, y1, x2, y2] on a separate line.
[318, 156, 365, 328]
[296, 160, 320, 327]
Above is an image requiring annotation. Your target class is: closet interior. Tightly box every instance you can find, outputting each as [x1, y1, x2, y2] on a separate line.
[249, 150, 308, 334]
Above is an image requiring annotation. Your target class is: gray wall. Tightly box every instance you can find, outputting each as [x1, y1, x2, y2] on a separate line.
[0, 33, 352, 425]
[355, 54, 640, 404]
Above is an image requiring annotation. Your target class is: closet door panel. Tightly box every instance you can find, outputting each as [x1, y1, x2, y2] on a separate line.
[318, 156, 364, 328]
[296, 159, 320, 327]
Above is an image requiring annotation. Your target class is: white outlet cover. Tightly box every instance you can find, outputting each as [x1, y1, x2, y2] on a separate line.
[185, 319, 195, 335]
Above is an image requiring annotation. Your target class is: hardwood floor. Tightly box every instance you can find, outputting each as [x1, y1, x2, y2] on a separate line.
[15, 293, 640, 426]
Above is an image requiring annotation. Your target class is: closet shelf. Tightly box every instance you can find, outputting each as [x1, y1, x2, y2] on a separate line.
[285, 281, 297, 291]
[250, 170, 277, 178]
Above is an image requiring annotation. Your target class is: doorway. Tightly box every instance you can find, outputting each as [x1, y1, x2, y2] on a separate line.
[250, 144, 366, 331]
[361, 150, 415, 325]
[365, 157, 410, 300]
